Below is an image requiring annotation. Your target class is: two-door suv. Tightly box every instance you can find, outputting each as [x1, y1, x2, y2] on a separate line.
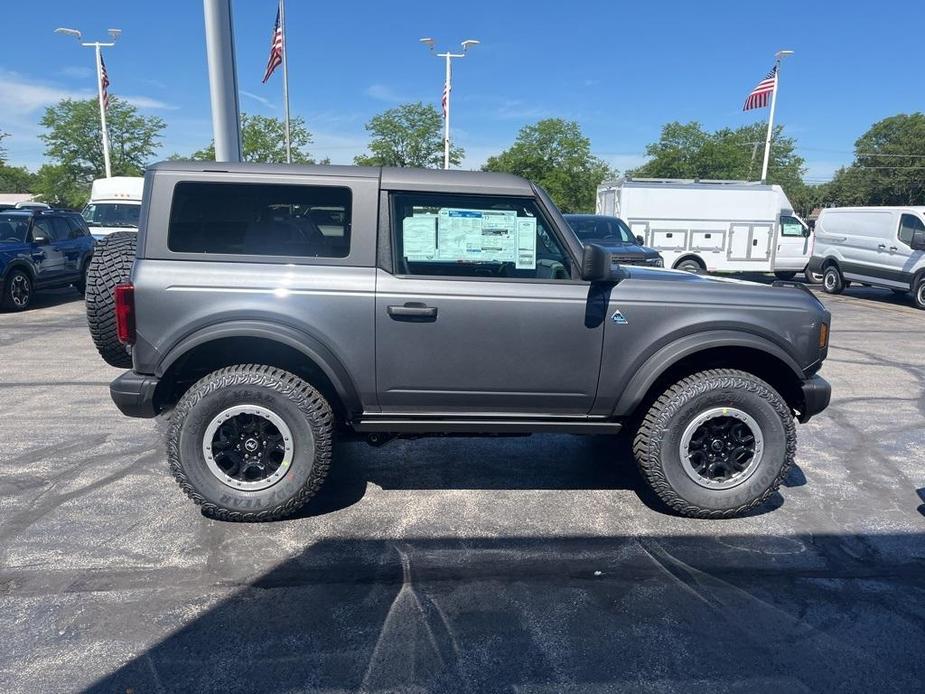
[90, 162, 831, 520]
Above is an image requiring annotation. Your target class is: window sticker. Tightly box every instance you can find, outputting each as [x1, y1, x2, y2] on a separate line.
[402, 214, 437, 260]
[515, 217, 537, 269]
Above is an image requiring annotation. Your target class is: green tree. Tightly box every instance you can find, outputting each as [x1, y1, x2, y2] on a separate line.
[482, 119, 613, 213]
[354, 102, 460, 168]
[0, 164, 36, 194]
[189, 114, 322, 163]
[40, 97, 165, 182]
[30, 164, 88, 209]
[826, 113, 925, 206]
[630, 121, 805, 194]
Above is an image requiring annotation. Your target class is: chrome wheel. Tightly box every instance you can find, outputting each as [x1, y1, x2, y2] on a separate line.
[917, 283, 925, 308]
[10, 273, 30, 308]
[202, 404, 299, 491]
[823, 270, 837, 292]
[679, 407, 764, 490]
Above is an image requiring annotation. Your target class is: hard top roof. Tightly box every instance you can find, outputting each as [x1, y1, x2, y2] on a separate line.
[147, 161, 534, 196]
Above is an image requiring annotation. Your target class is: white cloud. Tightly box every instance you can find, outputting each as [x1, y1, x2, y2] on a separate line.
[121, 95, 178, 110]
[60, 65, 94, 79]
[365, 84, 412, 103]
[240, 90, 276, 109]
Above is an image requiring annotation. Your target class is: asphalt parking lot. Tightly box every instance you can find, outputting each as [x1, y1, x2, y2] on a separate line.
[1, 281, 923, 693]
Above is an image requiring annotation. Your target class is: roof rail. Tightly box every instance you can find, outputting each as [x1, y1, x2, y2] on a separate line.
[627, 177, 763, 185]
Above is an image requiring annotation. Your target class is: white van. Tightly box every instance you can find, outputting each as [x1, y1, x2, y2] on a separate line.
[596, 178, 812, 278]
[808, 207, 925, 309]
[82, 177, 144, 239]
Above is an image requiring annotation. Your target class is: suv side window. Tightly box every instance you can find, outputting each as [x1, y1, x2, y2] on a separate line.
[898, 214, 924, 246]
[31, 218, 54, 243]
[780, 216, 806, 237]
[50, 217, 71, 241]
[168, 181, 351, 258]
[391, 192, 572, 280]
[65, 216, 88, 238]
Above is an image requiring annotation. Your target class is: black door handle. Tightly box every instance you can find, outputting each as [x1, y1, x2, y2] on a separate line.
[387, 302, 438, 321]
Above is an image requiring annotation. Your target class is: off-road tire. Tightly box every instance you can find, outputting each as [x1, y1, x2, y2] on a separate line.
[676, 258, 705, 274]
[774, 271, 797, 281]
[167, 365, 334, 522]
[85, 231, 137, 367]
[822, 264, 845, 295]
[2, 268, 33, 311]
[632, 369, 796, 518]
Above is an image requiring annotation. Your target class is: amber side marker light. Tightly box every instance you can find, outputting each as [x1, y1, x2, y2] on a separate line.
[819, 322, 829, 349]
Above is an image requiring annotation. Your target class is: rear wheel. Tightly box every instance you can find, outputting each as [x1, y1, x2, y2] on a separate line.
[2, 269, 33, 311]
[774, 271, 797, 281]
[633, 369, 795, 518]
[85, 231, 137, 367]
[167, 365, 334, 521]
[676, 258, 705, 274]
[822, 265, 845, 294]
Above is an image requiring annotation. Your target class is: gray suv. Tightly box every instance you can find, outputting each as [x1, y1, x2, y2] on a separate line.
[92, 161, 831, 521]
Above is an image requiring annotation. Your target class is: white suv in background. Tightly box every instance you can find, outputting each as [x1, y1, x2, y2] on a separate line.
[808, 207, 925, 309]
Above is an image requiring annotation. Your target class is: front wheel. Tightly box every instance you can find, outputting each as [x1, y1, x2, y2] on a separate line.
[632, 369, 795, 518]
[167, 365, 334, 521]
[2, 269, 33, 311]
[914, 277, 925, 310]
[822, 265, 845, 294]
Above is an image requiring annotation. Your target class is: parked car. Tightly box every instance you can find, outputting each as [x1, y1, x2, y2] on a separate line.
[563, 213, 663, 266]
[808, 207, 925, 309]
[0, 209, 95, 311]
[81, 176, 144, 240]
[88, 162, 831, 521]
[597, 177, 813, 278]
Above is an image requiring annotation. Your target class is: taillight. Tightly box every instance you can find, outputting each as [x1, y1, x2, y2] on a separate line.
[114, 283, 136, 345]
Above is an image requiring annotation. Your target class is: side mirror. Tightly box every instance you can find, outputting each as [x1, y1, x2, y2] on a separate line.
[635, 234, 645, 245]
[581, 243, 625, 283]
[911, 228, 925, 251]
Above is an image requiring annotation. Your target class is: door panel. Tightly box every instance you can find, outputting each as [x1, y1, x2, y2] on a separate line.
[375, 270, 604, 415]
[729, 225, 751, 260]
[29, 218, 66, 285]
[750, 225, 772, 260]
[774, 216, 810, 270]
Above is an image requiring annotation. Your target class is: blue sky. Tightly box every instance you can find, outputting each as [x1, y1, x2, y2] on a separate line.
[2, 0, 923, 182]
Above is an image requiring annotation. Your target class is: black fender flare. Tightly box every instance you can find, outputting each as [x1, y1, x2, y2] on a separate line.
[155, 319, 363, 417]
[1, 259, 36, 283]
[612, 329, 805, 416]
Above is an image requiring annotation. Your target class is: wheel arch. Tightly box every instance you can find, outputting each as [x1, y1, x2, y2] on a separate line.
[672, 253, 706, 271]
[614, 332, 806, 420]
[1, 259, 36, 282]
[154, 321, 363, 421]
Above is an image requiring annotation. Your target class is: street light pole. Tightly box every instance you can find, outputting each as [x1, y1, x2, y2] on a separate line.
[55, 27, 121, 178]
[760, 49, 794, 184]
[420, 38, 479, 170]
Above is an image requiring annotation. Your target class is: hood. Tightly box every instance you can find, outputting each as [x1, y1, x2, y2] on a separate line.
[624, 266, 760, 285]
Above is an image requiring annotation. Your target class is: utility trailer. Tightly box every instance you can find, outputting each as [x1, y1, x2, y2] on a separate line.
[596, 177, 812, 277]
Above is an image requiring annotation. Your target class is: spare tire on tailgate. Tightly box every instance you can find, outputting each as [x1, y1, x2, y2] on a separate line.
[86, 231, 137, 368]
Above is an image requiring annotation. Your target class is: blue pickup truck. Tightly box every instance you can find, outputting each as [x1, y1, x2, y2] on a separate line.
[0, 209, 95, 311]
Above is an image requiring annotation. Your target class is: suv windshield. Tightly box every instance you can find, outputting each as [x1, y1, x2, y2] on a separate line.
[0, 213, 30, 243]
[566, 216, 636, 244]
[82, 203, 140, 228]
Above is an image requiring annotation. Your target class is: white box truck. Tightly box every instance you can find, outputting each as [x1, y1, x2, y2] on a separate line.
[596, 178, 812, 278]
[81, 176, 144, 239]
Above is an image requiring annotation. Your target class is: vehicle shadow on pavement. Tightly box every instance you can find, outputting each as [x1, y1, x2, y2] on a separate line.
[295, 434, 796, 520]
[84, 531, 925, 693]
[18, 287, 84, 311]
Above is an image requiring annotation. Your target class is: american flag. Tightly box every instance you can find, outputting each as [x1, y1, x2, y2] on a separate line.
[441, 81, 449, 117]
[262, 7, 283, 83]
[100, 54, 110, 111]
[743, 65, 777, 111]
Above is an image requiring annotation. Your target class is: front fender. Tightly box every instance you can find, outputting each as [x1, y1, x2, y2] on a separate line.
[606, 330, 805, 417]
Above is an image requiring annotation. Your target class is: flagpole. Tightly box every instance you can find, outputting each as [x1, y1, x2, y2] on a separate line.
[760, 49, 793, 183]
[443, 52, 451, 170]
[279, 0, 291, 163]
[94, 44, 112, 178]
